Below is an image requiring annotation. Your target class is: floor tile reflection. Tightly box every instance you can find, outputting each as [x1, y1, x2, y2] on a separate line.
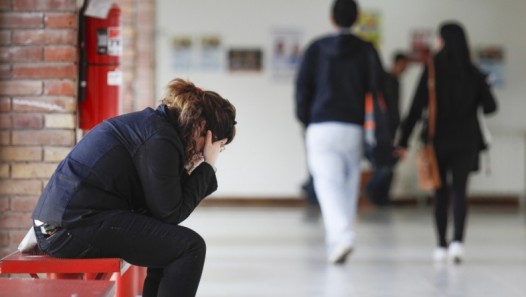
[181, 206, 526, 297]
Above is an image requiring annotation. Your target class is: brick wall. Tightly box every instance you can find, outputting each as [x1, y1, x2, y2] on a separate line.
[117, 0, 156, 113]
[133, 0, 155, 111]
[0, 0, 155, 257]
[0, 0, 78, 257]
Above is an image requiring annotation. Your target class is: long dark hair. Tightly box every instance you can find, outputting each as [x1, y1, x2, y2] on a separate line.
[161, 78, 237, 164]
[435, 21, 475, 115]
[439, 22, 471, 69]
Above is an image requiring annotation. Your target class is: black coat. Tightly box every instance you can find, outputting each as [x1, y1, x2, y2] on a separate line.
[33, 105, 217, 228]
[383, 72, 401, 137]
[398, 59, 497, 155]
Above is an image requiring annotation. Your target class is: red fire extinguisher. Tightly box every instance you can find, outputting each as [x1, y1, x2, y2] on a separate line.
[78, 4, 122, 130]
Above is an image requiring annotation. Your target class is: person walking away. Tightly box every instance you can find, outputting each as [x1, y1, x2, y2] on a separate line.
[295, 0, 386, 264]
[397, 21, 497, 264]
[365, 52, 409, 206]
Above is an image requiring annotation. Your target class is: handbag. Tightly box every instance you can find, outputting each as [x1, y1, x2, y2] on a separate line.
[416, 58, 441, 190]
[364, 49, 398, 168]
[417, 144, 441, 190]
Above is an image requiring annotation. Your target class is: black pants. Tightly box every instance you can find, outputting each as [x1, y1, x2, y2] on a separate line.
[365, 166, 394, 206]
[302, 175, 318, 206]
[434, 147, 478, 247]
[35, 211, 206, 297]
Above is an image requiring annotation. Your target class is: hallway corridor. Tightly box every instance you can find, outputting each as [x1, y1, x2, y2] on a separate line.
[181, 205, 526, 297]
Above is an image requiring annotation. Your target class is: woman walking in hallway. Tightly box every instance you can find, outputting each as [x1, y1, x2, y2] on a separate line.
[397, 21, 497, 263]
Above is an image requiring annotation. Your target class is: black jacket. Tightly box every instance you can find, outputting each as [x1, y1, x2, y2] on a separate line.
[295, 31, 384, 127]
[398, 60, 498, 153]
[33, 105, 217, 228]
[383, 72, 401, 136]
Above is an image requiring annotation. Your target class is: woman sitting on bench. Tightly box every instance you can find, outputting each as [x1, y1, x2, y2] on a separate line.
[31, 78, 237, 297]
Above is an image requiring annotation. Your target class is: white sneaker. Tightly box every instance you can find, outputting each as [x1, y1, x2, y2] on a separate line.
[433, 247, 447, 263]
[448, 241, 464, 264]
[328, 244, 353, 264]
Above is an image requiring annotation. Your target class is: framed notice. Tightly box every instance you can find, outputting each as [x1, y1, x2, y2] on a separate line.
[227, 48, 263, 72]
[199, 35, 222, 71]
[353, 10, 381, 49]
[475, 45, 505, 88]
[171, 36, 193, 72]
[409, 28, 433, 63]
[271, 28, 303, 81]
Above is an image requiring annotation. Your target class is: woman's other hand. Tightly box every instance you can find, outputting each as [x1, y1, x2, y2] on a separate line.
[395, 147, 408, 160]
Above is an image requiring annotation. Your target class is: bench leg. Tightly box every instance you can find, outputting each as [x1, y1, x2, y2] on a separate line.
[135, 266, 146, 294]
[113, 265, 146, 297]
[85, 272, 112, 280]
[48, 273, 84, 279]
[115, 269, 133, 297]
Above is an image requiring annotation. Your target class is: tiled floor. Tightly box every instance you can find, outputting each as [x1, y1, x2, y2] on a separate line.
[181, 204, 526, 297]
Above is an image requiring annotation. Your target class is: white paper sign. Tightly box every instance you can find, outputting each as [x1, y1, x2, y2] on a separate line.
[84, 0, 113, 19]
[107, 69, 122, 86]
[107, 27, 122, 56]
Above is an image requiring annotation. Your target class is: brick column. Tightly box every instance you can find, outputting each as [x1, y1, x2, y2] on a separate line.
[0, 0, 78, 256]
[0, 0, 155, 256]
[116, 0, 156, 113]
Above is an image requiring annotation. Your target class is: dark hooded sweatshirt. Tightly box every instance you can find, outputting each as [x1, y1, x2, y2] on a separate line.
[295, 31, 384, 127]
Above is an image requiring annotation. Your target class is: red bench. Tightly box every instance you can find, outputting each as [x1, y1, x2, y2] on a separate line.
[0, 278, 115, 297]
[0, 251, 145, 297]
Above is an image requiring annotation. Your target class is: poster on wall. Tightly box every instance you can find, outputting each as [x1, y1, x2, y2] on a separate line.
[271, 29, 303, 81]
[353, 10, 381, 49]
[227, 48, 263, 72]
[171, 35, 223, 72]
[409, 28, 433, 63]
[199, 35, 222, 71]
[171, 36, 193, 72]
[475, 46, 505, 88]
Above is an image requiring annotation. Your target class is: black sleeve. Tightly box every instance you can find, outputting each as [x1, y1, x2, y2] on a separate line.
[370, 45, 387, 94]
[397, 66, 429, 148]
[295, 44, 316, 126]
[383, 74, 401, 130]
[135, 135, 217, 225]
[476, 69, 498, 114]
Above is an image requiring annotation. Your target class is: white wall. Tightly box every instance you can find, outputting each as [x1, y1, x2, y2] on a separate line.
[156, 0, 526, 199]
